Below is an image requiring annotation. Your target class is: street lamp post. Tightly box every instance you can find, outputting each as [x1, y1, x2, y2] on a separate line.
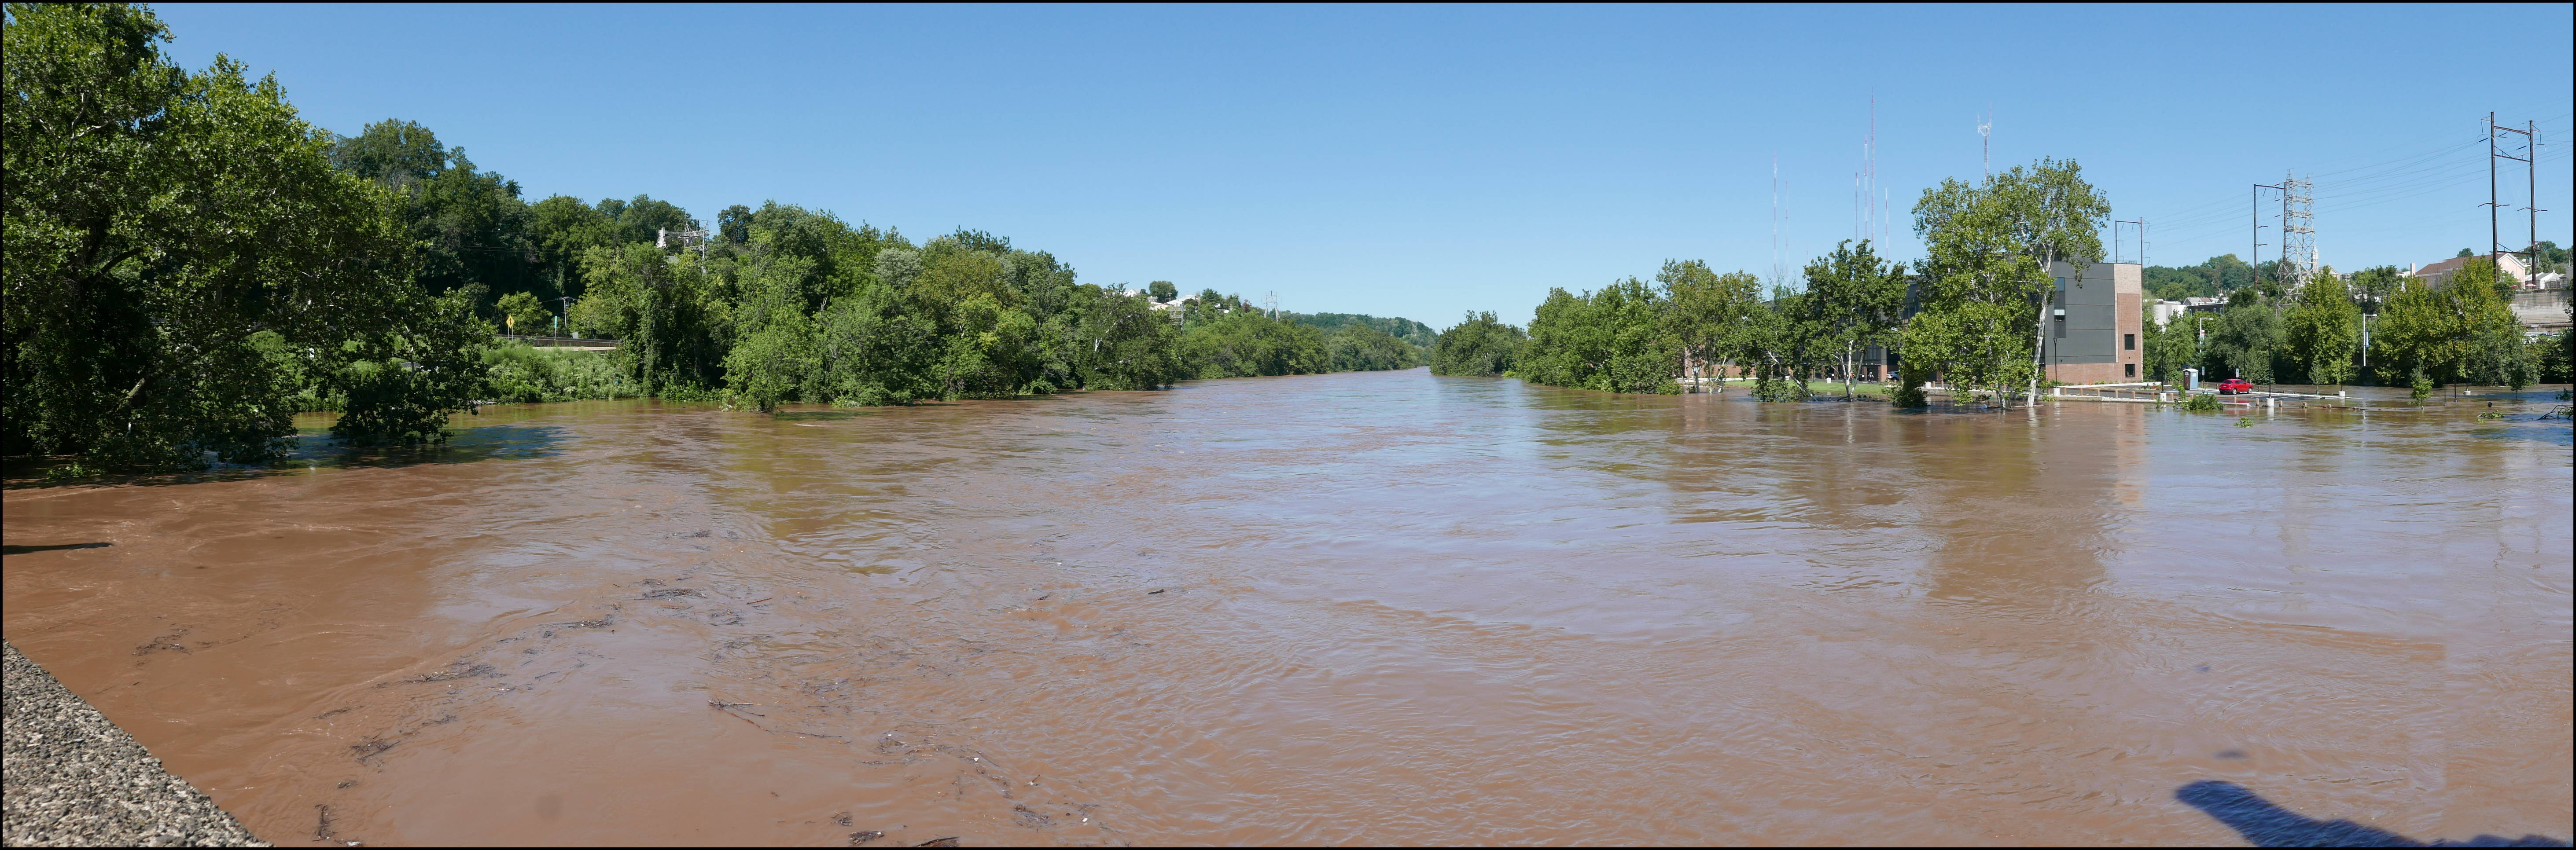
[2361, 311, 2373, 370]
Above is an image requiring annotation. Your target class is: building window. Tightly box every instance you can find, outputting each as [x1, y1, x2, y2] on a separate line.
[2124, 333, 2136, 351]
[2125, 363, 2137, 378]
[2054, 316, 2066, 338]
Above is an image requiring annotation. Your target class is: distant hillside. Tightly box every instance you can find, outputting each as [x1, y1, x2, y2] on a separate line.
[1283, 311, 1435, 347]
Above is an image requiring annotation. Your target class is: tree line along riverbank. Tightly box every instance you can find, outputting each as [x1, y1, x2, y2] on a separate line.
[4, 4, 1432, 475]
[1427, 170, 2573, 406]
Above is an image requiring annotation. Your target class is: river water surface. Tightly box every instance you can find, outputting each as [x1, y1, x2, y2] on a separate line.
[4, 369, 2569, 846]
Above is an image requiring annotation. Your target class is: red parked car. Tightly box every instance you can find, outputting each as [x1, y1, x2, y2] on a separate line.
[2215, 378, 2254, 395]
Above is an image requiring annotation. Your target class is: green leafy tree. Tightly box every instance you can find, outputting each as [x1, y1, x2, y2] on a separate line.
[2142, 309, 2200, 383]
[2143, 254, 2259, 300]
[2370, 259, 2533, 391]
[1905, 177, 2043, 407]
[1429, 311, 1525, 376]
[331, 120, 545, 317]
[1147, 280, 1178, 304]
[1803, 240, 1909, 399]
[1991, 160, 2111, 403]
[817, 278, 940, 405]
[2541, 294, 2575, 384]
[573, 242, 729, 396]
[1326, 325, 1421, 371]
[721, 253, 823, 412]
[717, 204, 752, 245]
[1180, 311, 1328, 378]
[1902, 158, 2107, 408]
[2449, 260, 2534, 390]
[1747, 285, 1838, 401]
[2282, 269, 2360, 385]
[593, 194, 699, 248]
[1519, 278, 1677, 394]
[329, 118, 445, 186]
[496, 290, 554, 334]
[1657, 261, 1760, 390]
[5, 3, 483, 469]
[2201, 296, 2281, 384]
[528, 194, 618, 304]
[1286, 312, 1436, 347]
[1062, 285, 1182, 390]
[2347, 266, 2403, 317]
[2370, 276, 2461, 392]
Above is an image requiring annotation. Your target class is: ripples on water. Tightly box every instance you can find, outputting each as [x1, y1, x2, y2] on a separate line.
[3, 371, 2569, 846]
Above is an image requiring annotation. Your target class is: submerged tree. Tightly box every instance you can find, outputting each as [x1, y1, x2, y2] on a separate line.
[1803, 240, 1908, 399]
[2281, 269, 2359, 385]
[1657, 260, 1760, 390]
[1520, 278, 1677, 394]
[1430, 311, 1525, 377]
[1903, 159, 2107, 408]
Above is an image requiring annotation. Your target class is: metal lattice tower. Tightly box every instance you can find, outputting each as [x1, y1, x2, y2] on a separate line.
[2278, 172, 2315, 287]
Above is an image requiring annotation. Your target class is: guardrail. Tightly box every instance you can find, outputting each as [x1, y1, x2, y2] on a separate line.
[2048, 382, 2377, 410]
[498, 334, 619, 349]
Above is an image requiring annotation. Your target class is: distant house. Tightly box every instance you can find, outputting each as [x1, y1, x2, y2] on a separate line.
[2149, 299, 2186, 326]
[2407, 253, 2568, 331]
[2408, 253, 2531, 289]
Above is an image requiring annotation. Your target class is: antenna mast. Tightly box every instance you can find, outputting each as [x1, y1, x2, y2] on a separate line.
[1977, 107, 1992, 181]
[1866, 95, 1876, 246]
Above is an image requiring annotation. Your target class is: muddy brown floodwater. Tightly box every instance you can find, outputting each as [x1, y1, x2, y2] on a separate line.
[4, 370, 2570, 846]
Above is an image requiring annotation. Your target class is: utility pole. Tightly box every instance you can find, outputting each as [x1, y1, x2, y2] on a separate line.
[2488, 112, 2500, 269]
[2531, 118, 2543, 286]
[2112, 221, 2143, 264]
[2487, 115, 2541, 288]
[2252, 182, 2282, 290]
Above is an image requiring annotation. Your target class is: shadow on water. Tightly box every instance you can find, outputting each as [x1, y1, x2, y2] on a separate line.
[1, 423, 570, 490]
[285, 422, 570, 468]
[1, 542, 111, 555]
[2177, 781, 2570, 848]
[2469, 418, 2575, 447]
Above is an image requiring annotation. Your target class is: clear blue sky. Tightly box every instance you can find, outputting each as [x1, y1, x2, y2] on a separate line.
[155, 3, 2573, 326]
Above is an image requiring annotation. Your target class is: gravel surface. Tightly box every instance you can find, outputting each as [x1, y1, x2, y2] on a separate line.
[3, 641, 268, 847]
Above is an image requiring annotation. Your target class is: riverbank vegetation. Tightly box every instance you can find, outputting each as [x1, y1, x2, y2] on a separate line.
[1438, 160, 2098, 408]
[1439, 154, 2568, 407]
[4, 4, 1435, 472]
[2141, 259, 2561, 398]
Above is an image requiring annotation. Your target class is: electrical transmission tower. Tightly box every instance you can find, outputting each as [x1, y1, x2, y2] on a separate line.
[2278, 172, 2315, 288]
[658, 227, 711, 255]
